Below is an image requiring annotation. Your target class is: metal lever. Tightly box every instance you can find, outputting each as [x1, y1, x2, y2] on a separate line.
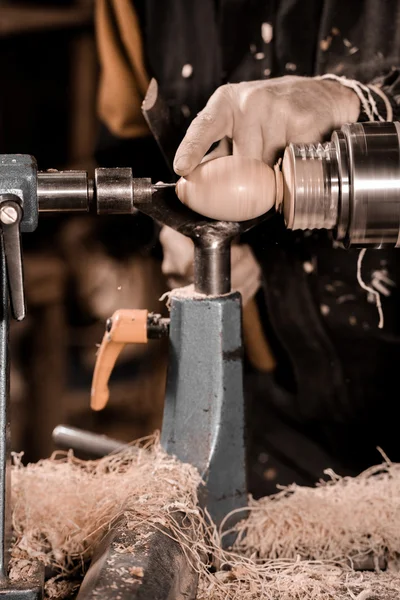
[91, 310, 169, 411]
[0, 195, 25, 321]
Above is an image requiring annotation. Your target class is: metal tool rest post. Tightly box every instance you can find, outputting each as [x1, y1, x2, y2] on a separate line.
[95, 166, 256, 526]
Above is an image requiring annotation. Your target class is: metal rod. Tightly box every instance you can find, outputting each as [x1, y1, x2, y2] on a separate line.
[52, 425, 128, 458]
[0, 197, 25, 321]
[0, 242, 10, 578]
[194, 240, 231, 295]
[147, 314, 170, 339]
[152, 182, 176, 190]
[37, 171, 91, 213]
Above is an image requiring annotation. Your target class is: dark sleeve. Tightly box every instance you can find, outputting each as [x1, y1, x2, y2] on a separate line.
[359, 69, 400, 122]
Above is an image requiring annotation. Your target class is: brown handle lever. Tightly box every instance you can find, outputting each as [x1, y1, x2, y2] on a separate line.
[91, 309, 149, 411]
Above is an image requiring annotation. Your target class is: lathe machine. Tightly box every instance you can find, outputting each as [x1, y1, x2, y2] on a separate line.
[0, 119, 399, 599]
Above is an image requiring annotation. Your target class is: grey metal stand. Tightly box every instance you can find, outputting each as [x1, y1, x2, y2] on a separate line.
[162, 293, 247, 529]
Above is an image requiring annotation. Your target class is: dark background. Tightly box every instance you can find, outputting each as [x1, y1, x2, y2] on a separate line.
[0, 0, 168, 461]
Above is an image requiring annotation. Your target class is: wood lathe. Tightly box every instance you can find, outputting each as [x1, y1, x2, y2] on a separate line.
[0, 119, 399, 598]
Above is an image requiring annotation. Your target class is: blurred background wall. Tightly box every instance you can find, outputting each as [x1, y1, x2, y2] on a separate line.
[0, 0, 167, 461]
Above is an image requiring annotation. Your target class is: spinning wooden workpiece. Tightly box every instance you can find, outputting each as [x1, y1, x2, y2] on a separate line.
[176, 155, 280, 221]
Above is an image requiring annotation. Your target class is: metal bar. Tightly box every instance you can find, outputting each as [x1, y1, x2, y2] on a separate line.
[194, 240, 231, 295]
[0, 199, 25, 321]
[37, 172, 91, 213]
[146, 314, 170, 339]
[52, 425, 128, 459]
[0, 243, 10, 579]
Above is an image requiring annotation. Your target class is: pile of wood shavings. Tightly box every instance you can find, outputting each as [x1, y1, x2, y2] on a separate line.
[198, 558, 400, 599]
[9, 438, 400, 599]
[234, 463, 400, 563]
[198, 462, 400, 599]
[10, 435, 202, 598]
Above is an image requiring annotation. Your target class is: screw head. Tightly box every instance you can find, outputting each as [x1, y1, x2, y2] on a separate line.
[0, 205, 18, 225]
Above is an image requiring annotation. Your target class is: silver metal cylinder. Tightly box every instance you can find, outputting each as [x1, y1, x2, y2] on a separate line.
[95, 168, 134, 214]
[282, 143, 339, 230]
[194, 239, 231, 295]
[282, 121, 400, 247]
[52, 425, 128, 458]
[37, 170, 91, 212]
[95, 168, 152, 214]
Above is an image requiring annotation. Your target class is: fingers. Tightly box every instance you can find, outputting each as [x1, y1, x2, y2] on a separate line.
[174, 77, 349, 177]
[174, 87, 234, 176]
[232, 124, 264, 162]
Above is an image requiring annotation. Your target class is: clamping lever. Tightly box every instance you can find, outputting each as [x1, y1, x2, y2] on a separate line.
[91, 310, 169, 411]
[0, 194, 25, 321]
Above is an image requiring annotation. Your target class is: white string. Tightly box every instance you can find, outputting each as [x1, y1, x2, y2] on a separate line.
[319, 74, 387, 122]
[369, 84, 393, 122]
[362, 83, 385, 121]
[355, 78, 385, 121]
[356, 248, 384, 329]
[319, 74, 374, 120]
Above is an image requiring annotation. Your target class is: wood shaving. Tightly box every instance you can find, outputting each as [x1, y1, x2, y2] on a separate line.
[9, 438, 400, 599]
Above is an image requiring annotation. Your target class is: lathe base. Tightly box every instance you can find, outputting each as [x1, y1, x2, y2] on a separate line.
[76, 516, 197, 600]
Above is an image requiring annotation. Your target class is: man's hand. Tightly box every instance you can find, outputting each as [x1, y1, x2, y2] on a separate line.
[174, 76, 360, 175]
[159, 226, 261, 305]
[166, 76, 359, 297]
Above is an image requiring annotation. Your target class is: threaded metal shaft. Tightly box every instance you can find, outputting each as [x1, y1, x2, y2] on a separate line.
[283, 141, 339, 231]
